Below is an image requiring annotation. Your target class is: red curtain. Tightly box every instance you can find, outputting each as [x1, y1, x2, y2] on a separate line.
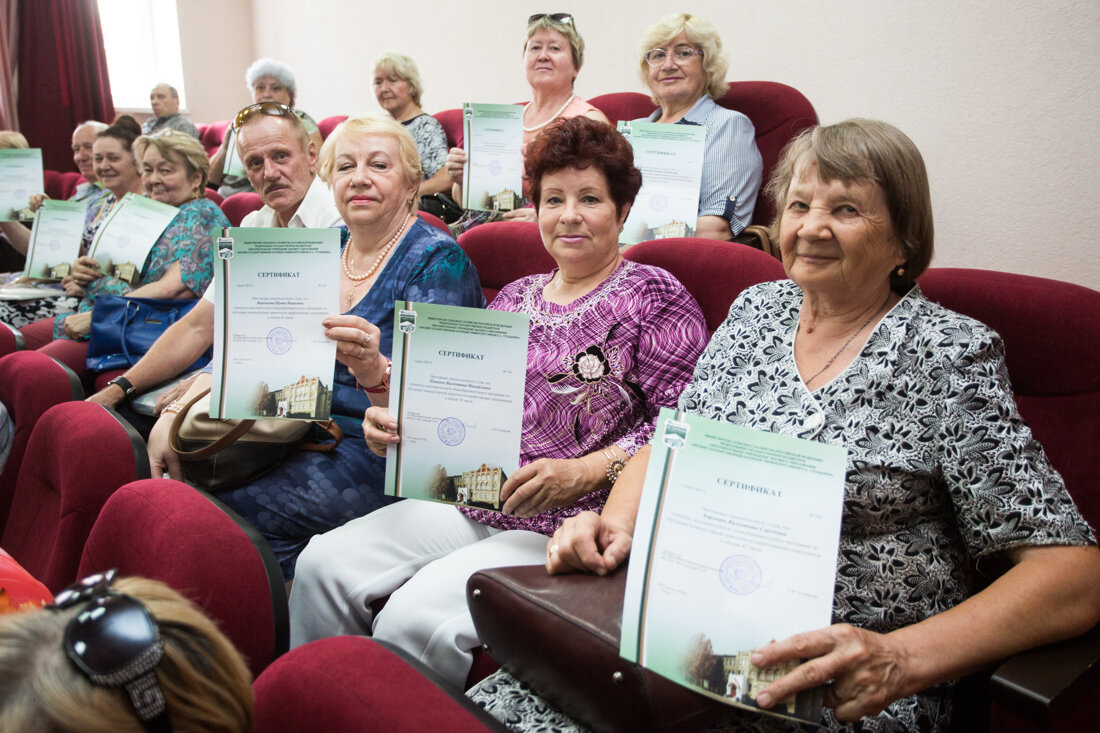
[17, 0, 115, 171]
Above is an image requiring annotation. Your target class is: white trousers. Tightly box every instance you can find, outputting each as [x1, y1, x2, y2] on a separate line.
[289, 500, 549, 688]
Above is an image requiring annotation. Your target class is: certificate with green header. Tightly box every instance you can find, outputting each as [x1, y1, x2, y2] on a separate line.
[462, 103, 524, 212]
[385, 301, 528, 510]
[211, 227, 340, 421]
[616, 121, 705, 247]
[222, 128, 246, 178]
[621, 408, 847, 725]
[87, 193, 178, 285]
[0, 148, 43, 221]
[22, 199, 86, 280]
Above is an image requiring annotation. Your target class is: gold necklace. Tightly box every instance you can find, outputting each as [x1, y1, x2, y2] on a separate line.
[803, 292, 892, 388]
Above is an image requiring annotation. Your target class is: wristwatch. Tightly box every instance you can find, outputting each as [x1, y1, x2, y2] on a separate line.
[107, 375, 137, 399]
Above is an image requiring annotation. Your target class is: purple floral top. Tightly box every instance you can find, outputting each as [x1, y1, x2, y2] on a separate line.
[462, 259, 708, 534]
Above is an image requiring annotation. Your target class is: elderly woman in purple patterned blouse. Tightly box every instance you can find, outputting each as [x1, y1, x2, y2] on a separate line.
[288, 116, 709, 687]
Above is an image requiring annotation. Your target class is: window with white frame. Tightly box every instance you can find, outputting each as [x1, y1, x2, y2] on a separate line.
[97, 0, 187, 111]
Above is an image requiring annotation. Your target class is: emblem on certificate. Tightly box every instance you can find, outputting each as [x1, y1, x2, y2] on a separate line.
[398, 309, 417, 334]
[217, 237, 234, 260]
[662, 417, 690, 450]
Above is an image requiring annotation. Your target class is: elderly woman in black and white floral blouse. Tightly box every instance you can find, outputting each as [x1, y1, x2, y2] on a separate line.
[501, 119, 1100, 733]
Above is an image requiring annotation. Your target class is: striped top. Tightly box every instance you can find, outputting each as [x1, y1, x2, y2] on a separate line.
[642, 94, 763, 235]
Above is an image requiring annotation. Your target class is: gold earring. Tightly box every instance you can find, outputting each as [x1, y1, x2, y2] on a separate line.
[895, 265, 906, 278]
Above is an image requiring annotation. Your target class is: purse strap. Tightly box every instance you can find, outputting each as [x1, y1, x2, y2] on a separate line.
[300, 419, 344, 453]
[169, 387, 257, 460]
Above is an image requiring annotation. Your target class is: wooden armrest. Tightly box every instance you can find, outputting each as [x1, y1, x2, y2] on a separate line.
[990, 622, 1100, 727]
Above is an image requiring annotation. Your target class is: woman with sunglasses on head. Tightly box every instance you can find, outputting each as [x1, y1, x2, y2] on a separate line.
[638, 13, 763, 240]
[208, 58, 324, 199]
[445, 13, 611, 229]
[0, 571, 253, 732]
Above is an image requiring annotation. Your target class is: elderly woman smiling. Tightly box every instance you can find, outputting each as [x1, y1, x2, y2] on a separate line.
[637, 13, 763, 240]
[445, 13, 610, 226]
[289, 117, 709, 688]
[209, 58, 324, 197]
[15, 128, 226, 377]
[532, 119, 1100, 732]
[372, 52, 451, 200]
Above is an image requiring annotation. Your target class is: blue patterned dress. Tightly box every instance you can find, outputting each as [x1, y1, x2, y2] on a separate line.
[217, 217, 484, 579]
[51, 197, 226, 339]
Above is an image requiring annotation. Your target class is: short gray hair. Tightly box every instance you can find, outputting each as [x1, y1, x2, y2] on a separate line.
[245, 58, 297, 106]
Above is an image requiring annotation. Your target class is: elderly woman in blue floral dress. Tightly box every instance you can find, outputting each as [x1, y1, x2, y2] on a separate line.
[289, 116, 710, 689]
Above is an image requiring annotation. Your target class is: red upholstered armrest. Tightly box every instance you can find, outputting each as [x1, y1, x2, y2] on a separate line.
[467, 564, 725, 733]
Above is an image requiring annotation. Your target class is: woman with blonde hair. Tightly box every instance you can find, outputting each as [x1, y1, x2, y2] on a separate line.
[635, 13, 763, 239]
[373, 52, 451, 201]
[0, 571, 253, 732]
[445, 13, 611, 227]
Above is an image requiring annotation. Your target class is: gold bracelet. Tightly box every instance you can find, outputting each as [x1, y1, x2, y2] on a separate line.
[602, 448, 626, 485]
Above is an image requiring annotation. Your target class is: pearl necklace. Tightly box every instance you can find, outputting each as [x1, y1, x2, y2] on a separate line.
[341, 213, 411, 309]
[802, 292, 892, 388]
[523, 94, 576, 132]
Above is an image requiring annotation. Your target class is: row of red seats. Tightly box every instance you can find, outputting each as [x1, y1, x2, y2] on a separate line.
[1, 229, 1097, 730]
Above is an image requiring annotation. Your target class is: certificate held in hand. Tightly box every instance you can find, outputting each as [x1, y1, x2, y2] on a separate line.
[384, 301, 528, 511]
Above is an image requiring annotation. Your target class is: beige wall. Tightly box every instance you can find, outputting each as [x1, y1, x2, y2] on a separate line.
[176, 0, 255, 124]
[176, 0, 1100, 289]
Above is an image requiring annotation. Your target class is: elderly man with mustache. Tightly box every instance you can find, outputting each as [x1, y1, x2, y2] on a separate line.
[87, 104, 341, 430]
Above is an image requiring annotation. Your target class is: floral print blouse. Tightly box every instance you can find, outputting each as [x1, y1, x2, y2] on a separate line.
[677, 279, 1095, 732]
[461, 259, 708, 535]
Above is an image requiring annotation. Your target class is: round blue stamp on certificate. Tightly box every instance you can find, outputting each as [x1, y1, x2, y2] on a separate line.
[266, 327, 293, 355]
[719, 554, 761, 595]
[437, 417, 466, 447]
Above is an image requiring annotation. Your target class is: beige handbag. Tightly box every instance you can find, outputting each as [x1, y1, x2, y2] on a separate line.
[169, 388, 343, 492]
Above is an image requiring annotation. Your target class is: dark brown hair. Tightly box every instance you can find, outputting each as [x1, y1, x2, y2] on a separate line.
[525, 116, 642, 216]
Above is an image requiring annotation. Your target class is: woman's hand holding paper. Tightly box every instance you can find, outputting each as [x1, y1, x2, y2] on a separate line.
[69, 256, 103, 286]
[323, 314, 387, 388]
[362, 405, 399, 457]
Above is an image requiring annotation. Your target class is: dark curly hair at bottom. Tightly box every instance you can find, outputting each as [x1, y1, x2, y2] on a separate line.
[525, 116, 642, 216]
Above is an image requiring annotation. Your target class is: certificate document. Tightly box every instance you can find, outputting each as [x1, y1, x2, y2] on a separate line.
[222, 128, 246, 178]
[616, 122, 705, 247]
[0, 148, 43, 221]
[621, 408, 847, 724]
[461, 103, 524, 212]
[87, 193, 178, 285]
[211, 227, 340, 421]
[384, 301, 528, 510]
[22, 199, 86, 280]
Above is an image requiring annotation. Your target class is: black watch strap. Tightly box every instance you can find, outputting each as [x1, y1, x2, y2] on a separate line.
[108, 375, 137, 398]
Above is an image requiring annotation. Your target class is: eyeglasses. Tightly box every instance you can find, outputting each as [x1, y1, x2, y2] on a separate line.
[48, 570, 172, 733]
[528, 13, 574, 27]
[644, 46, 704, 66]
[233, 101, 293, 131]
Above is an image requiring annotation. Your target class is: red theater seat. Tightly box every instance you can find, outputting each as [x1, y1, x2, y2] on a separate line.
[457, 221, 554, 303]
[1, 403, 149, 592]
[79, 479, 288, 678]
[221, 192, 264, 226]
[318, 115, 349, 140]
[253, 637, 505, 732]
[0, 352, 82, 529]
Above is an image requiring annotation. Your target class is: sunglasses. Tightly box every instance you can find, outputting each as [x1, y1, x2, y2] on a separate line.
[233, 101, 294, 131]
[528, 12, 574, 27]
[48, 570, 172, 733]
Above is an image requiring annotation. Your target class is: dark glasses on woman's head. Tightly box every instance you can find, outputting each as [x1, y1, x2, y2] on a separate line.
[48, 571, 172, 733]
[528, 12, 574, 27]
[233, 101, 293, 131]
